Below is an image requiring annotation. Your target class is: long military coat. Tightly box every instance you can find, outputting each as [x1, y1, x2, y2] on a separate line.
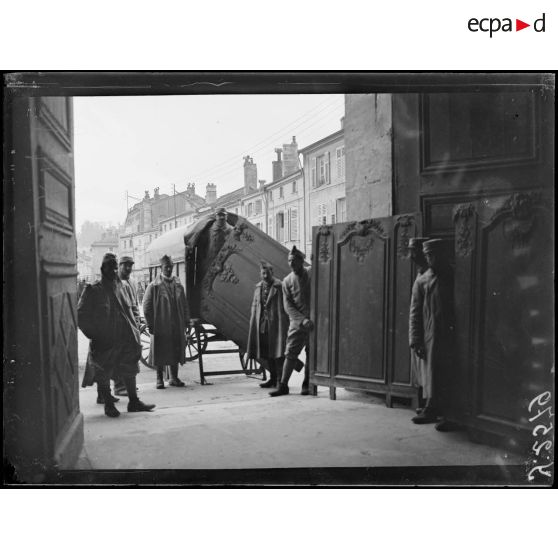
[143, 274, 189, 366]
[78, 277, 141, 387]
[247, 278, 289, 360]
[408, 267, 454, 401]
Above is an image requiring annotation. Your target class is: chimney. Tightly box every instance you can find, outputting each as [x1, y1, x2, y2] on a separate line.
[186, 182, 196, 197]
[243, 155, 257, 194]
[205, 183, 217, 205]
[259, 180, 266, 190]
[272, 148, 283, 182]
[282, 136, 299, 176]
[154, 187, 160, 199]
[340, 116, 345, 129]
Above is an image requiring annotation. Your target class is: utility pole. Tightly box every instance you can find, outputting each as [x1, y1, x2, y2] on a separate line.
[173, 183, 177, 228]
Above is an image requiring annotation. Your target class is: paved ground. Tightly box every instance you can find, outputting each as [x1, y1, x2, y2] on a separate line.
[75, 332, 523, 474]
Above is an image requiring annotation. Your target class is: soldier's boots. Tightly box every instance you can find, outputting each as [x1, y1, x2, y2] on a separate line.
[125, 377, 156, 412]
[260, 364, 277, 388]
[269, 383, 289, 397]
[96, 389, 119, 405]
[300, 368, 310, 396]
[156, 368, 165, 389]
[99, 386, 120, 418]
[169, 365, 185, 387]
[128, 400, 156, 412]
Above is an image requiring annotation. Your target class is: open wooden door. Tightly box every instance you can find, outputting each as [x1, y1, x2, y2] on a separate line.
[5, 94, 82, 480]
[309, 214, 421, 405]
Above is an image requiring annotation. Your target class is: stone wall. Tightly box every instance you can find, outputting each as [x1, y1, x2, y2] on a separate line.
[345, 94, 392, 221]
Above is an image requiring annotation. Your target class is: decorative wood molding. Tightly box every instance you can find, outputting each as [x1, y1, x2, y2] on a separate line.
[232, 222, 254, 242]
[317, 225, 332, 263]
[202, 243, 242, 297]
[453, 203, 476, 257]
[339, 219, 387, 263]
[492, 192, 542, 248]
[395, 214, 415, 259]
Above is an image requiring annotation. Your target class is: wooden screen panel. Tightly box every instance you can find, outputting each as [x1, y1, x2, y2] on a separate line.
[313, 226, 334, 374]
[334, 220, 389, 381]
[390, 214, 421, 386]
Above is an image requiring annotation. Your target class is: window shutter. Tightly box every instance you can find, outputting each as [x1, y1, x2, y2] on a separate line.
[290, 208, 298, 240]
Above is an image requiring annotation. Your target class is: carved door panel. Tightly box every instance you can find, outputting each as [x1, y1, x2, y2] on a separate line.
[5, 95, 82, 476]
[310, 214, 420, 403]
[198, 218, 291, 353]
[453, 192, 553, 446]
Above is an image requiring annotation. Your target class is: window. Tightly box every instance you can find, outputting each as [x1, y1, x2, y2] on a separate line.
[256, 222, 262, 229]
[317, 203, 327, 225]
[279, 186, 284, 199]
[276, 212, 285, 243]
[247, 203, 253, 217]
[311, 158, 316, 188]
[336, 198, 347, 223]
[268, 190, 273, 201]
[289, 208, 298, 241]
[317, 152, 331, 186]
[336, 146, 345, 178]
[255, 199, 263, 214]
[292, 181, 297, 194]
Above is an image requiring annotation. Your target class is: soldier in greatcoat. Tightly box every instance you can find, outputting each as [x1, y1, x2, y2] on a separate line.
[270, 246, 312, 397]
[247, 261, 289, 388]
[408, 239, 455, 431]
[407, 237, 430, 413]
[78, 252, 155, 418]
[143, 254, 189, 389]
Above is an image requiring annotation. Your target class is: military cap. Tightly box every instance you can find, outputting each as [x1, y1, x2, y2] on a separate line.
[101, 252, 118, 266]
[119, 255, 135, 265]
[160, 254, 173, 266]
[215, 207, 227, 216]
[422, 238, 445, 254]
[408, 237, 430, 248]
[259, 260, 273, 270]
[289, 245, 306, 260]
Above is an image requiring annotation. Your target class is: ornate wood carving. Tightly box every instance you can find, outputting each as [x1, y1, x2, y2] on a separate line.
[339, 219, 386, 263]
[317, 225, 332, 263]
[232, 222, 254, 242]
[395, 214, 415, 259]
[202, 243, 242, 297]
[492, 192, 542, 248]
[453, 203, 476, 257]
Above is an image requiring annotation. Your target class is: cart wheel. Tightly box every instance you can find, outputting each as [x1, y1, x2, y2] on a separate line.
[139, 324, 156, 370]
[239, 351, 260, 374]
[185, 324, 208, 362]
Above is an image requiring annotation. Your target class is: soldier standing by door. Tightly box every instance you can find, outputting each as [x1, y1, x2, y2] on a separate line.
[78, 252, 156, 418]
[143, 254, 189, 389]
[270, 246, 312, 397]
[409, 239, 455, 431]
[247, 261, 289, 389]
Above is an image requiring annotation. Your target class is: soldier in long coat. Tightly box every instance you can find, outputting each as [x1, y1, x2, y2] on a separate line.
[407, 237, 429, 412]
[143, 254, 189, 388]
[247, 261, 289, 388]
[408, 239, 455, 430]
[78, 252, 155, 418]
[270, 246, 313, 397]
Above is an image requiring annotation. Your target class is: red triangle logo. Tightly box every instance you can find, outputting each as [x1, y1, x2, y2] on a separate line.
[516, 19, 530, 31]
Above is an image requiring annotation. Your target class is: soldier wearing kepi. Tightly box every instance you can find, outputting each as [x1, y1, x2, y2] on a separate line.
[407, 237, 430, 413]
[143, 254, 189, 389]
[112, 255, 142, 397]
[408, 238, 455, 431]
[270, 246, 312, 397]
[247, 261, 289, 389]
[78, 252, 156, 418]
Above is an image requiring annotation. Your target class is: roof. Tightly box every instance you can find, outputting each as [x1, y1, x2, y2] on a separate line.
[215, 186, 244, 207]
[145, 222, 196, 265]
[264, 168, 302, 189]
[299, 129, 344, 154]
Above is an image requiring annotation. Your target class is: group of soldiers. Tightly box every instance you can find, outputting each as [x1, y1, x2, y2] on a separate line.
[78, 208, 455, 432]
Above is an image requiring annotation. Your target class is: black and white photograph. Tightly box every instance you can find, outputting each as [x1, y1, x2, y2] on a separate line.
[3, 71, 554, 486]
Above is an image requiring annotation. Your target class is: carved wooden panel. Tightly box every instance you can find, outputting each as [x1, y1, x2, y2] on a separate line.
[421, 92, 537, 172]
[453, 191, 553, 444]
[198, 217, 291, 353]
[310, 214, 419, 401]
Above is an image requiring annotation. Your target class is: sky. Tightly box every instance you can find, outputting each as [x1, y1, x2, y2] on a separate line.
[73, 94, 345, 230]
